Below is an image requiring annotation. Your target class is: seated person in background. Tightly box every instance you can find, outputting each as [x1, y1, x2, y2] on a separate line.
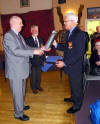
[90, 39, 100, 75]
[26, 25, 45, 94]
[90, 26, 100, 53]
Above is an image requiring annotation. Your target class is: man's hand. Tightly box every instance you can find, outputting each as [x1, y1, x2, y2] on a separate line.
[41, 46, 51, 51]
[56, 61, 64, 68]
[43, 62, 47, 65]
[86, 51, 88, 55]
[34, 49, 44, 56]
[96, 61, 100, 66]
[52, 40, 57, 47]
[96, 34, 100, 38]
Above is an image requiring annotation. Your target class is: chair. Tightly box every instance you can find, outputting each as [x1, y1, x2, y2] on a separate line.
[83, 55, 100, 93]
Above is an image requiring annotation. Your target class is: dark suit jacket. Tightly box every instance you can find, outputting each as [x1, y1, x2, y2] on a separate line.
[57, 26, 86, 74]
[25, 36, 45, 67]
[84, 31, 89, 52]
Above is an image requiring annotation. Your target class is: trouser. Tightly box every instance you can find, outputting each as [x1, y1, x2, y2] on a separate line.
[68, 69, 83, 108]
[9, 78, 26, 117]
[30, 66, 41, 90]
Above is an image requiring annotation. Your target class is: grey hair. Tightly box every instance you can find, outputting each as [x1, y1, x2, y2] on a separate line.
[65, 13, 78, 24]
[31, 25, 39, 29]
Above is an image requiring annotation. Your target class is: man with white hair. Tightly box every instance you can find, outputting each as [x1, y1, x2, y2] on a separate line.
[3, 16, 44, 121]
[53, 13, 86, 113]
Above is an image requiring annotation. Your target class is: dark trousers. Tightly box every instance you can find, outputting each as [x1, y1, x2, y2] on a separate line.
[68, 68, 83, 108]
[30, 66, 41, 90]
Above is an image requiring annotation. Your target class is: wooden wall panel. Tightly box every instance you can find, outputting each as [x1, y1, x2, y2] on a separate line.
[52, 0, 100, 31]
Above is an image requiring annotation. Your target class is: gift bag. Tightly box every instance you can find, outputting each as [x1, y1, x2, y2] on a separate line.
[89, 99, 100, 124]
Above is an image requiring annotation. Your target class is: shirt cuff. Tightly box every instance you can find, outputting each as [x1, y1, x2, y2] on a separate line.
[64, 63, 66, 67]
[55, 43, 58, 48]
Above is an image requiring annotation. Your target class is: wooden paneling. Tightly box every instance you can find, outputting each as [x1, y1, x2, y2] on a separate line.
[52, 0, 100, 31]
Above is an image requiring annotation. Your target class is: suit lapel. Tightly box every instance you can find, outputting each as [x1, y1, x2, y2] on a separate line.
[66, 26, 78, 48]
[33, 36, 40, 48]
[10, 30, 27, 48]
[31, 36, 38, 47]
[18, 33, 27, 47]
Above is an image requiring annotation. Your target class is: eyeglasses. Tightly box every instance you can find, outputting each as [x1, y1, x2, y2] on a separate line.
[64, 20, 73, 23]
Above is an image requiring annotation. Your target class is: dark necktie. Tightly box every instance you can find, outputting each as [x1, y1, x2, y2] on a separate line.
[18, 33, 26, 47]
[68, 32, 72, 40]
[34, 37, 38, 47]
[18, 33, 21, 38]
[18, 33, 22, 41]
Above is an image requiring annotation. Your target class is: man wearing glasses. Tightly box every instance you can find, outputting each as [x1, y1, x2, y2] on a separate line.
[53, 13, 86, 113]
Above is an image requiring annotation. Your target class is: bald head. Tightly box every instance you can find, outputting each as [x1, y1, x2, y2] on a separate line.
[9, 16, 23, 32]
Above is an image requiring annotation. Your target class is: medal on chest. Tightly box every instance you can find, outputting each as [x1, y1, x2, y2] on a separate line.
[68, 41, 72, 49]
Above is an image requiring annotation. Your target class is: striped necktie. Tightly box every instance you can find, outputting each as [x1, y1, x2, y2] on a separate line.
[34, 37, 39, 47]
[18, 33, 26, 47]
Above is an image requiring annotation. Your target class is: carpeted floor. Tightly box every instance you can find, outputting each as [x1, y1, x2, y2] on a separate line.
[75, 80, 100, 124]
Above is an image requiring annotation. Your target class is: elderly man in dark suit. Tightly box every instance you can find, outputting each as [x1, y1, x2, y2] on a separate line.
[26, 25, 45, 94]
[53, 13, 86, 113]
[3, 16, 44, 121]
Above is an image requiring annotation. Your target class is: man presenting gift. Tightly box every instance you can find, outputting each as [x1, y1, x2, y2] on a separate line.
[53, 13, 86, 114]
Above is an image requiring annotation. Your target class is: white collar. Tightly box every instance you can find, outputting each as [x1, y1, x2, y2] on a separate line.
[11, 28, 19, 35]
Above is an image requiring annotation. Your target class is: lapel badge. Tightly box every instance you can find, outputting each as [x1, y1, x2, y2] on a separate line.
[68, 41, 72, 49]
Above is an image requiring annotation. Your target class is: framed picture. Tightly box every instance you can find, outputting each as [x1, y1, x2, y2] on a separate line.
[58, 29, 68, 43]
[58, 0, 66, 4]
[20, 0, 30, 7]
[87, 7, 100, 19]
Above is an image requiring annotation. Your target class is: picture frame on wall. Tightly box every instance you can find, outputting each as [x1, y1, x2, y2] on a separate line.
[87, 7, 100, 19]
[20, 0, 30, 7]
[58, 0, 66, 4]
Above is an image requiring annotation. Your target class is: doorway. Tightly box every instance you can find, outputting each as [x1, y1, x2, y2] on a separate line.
[85, 19, 100, 56]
